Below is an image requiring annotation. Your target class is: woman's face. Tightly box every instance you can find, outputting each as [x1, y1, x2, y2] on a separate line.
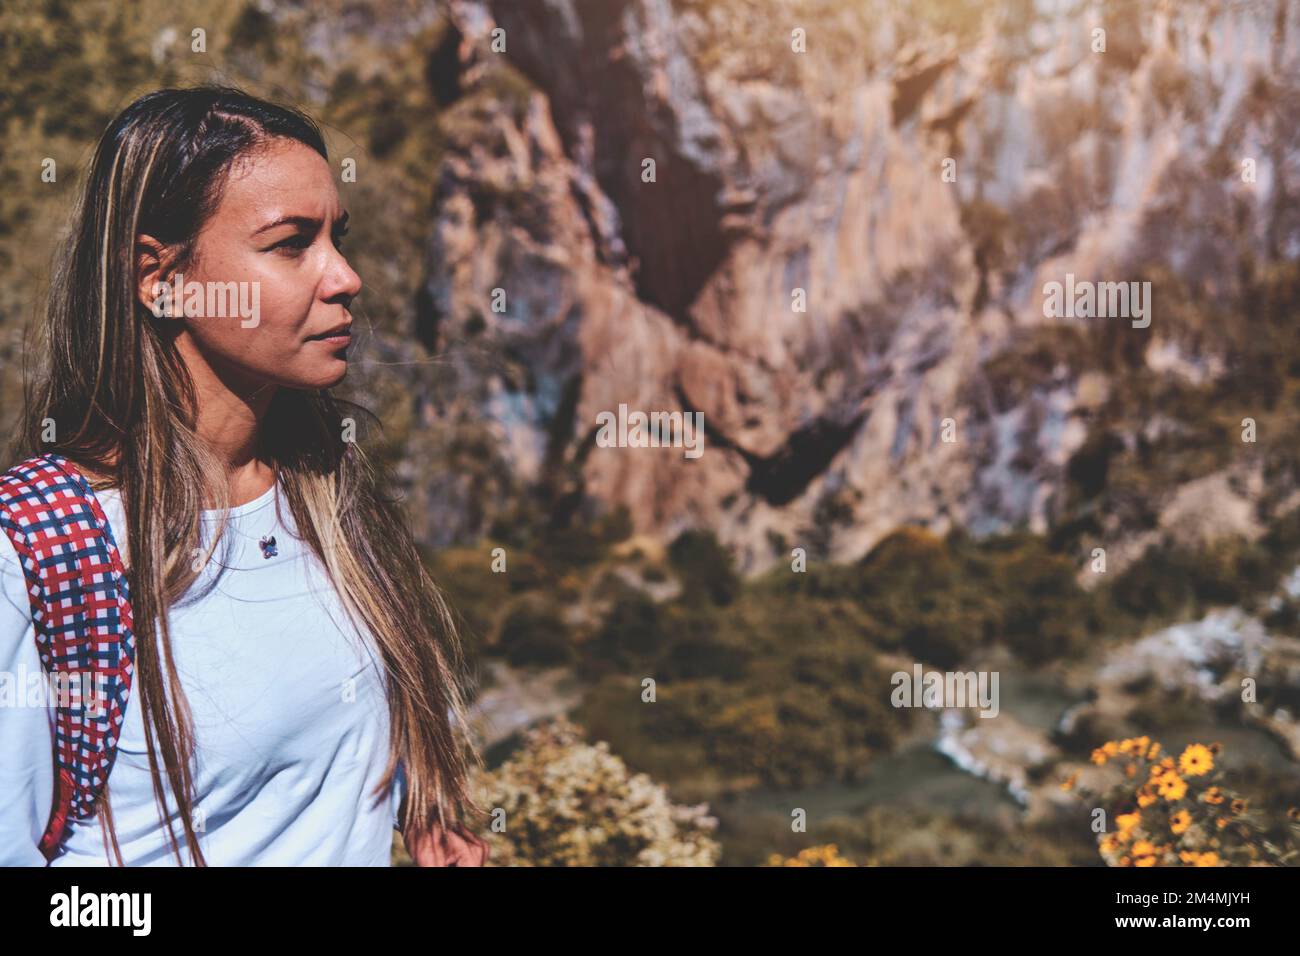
[140, 137, 362, 392]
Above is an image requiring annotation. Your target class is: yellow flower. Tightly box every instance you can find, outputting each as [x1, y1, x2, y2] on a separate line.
[1204, 786, 1225, 806]
[1178, 744, 1214, 777]
[1118, 856, 1132, 867]
[1118, 738, 1136, 755]
[1134, 855, 1157, 867]
[1170, 810, 1191, 835]
[1116, 811, 1141, 834]
[1100, 834, 1122, 853]
[1137, 787, 1158, 808]
[1230, 798, 1247, 815]
[1131, 839, 1157, 856]
[1060, 773, 1078, 792]
[1194, 852, 1219, 867]
[1215, 817, 1229, 830]
[1147, 743, 1161, 759]
[1091, 748, 1109, 766]
[1103, 740, 1119, 756]
[1157, 774, 1188, 801]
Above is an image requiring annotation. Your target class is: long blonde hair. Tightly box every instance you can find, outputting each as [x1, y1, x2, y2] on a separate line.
[12, 86, 485, 865]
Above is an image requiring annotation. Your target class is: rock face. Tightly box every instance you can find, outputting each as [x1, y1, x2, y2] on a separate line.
[409, 0, 1299, 571]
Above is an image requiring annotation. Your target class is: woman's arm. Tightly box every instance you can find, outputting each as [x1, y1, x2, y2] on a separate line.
[0, 529, 55, 865]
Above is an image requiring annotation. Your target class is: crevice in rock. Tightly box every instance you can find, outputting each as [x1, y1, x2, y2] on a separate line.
[674, 383, 870, 507]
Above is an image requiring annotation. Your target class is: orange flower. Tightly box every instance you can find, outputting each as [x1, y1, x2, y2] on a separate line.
[1157, 773, 1188, 802]
[1204, 786, 1225, 806]
[1170, 810, 1192, 835]
[1178, 744, 1213, 777]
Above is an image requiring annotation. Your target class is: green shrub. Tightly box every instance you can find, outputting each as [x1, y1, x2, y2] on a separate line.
[668, 529, 740, 606]
[499, 599, 571, 667]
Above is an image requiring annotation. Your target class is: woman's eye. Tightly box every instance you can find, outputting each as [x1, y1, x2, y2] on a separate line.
[274, 234, 312, 255]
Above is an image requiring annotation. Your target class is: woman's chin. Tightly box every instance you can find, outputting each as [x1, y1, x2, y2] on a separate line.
[284, 359, 349, 390]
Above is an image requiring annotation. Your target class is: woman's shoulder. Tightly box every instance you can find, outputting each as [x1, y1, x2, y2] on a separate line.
[0, 452, 125, 560]
[0, 500, 33, 633]
[0, 458, 53, 600]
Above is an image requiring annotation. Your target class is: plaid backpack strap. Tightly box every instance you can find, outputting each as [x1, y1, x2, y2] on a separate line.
[0, 453, 135, 862]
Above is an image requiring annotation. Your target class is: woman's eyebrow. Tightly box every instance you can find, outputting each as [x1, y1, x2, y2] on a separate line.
[253, 214, 322, 236]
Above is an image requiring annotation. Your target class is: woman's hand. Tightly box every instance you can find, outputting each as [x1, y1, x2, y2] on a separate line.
[404, 823, 490, 867]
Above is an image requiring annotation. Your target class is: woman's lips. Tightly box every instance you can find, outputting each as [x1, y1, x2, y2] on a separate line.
[306, 327, 352, 346]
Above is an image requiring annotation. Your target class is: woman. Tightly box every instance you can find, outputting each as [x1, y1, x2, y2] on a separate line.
[0, 87, 488, 866]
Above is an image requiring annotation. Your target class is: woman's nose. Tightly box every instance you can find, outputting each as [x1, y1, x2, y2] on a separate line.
[325, 248, 362, 304]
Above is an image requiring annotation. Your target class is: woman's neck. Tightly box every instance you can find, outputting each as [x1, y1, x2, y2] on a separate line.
[74, 349, 280, 508]
[183, 337, 279, 508]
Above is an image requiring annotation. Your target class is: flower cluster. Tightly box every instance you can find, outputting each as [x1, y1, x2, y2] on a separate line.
[1062, 737, 1300, 867]
[764, 843, 863, 867]
[470, 716, 722, 866]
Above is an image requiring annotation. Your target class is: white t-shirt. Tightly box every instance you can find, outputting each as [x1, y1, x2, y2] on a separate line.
[0, 477, 404, 865]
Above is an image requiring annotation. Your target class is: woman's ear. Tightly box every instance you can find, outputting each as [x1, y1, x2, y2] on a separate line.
[135, 234, 176, 317]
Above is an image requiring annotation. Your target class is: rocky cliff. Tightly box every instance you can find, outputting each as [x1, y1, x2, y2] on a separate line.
[387, 0, 1300, 573]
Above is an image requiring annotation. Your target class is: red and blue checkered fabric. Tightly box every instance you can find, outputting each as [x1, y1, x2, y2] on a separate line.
[0, 453, 135, 861]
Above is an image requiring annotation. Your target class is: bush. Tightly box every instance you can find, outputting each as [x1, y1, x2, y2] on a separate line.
[660, 610, 752, 681]
[471, 717, 721, 866]
[667, 529, 740, 606]
[585, 587, 669, 674]
[498, 599, 572, 667]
